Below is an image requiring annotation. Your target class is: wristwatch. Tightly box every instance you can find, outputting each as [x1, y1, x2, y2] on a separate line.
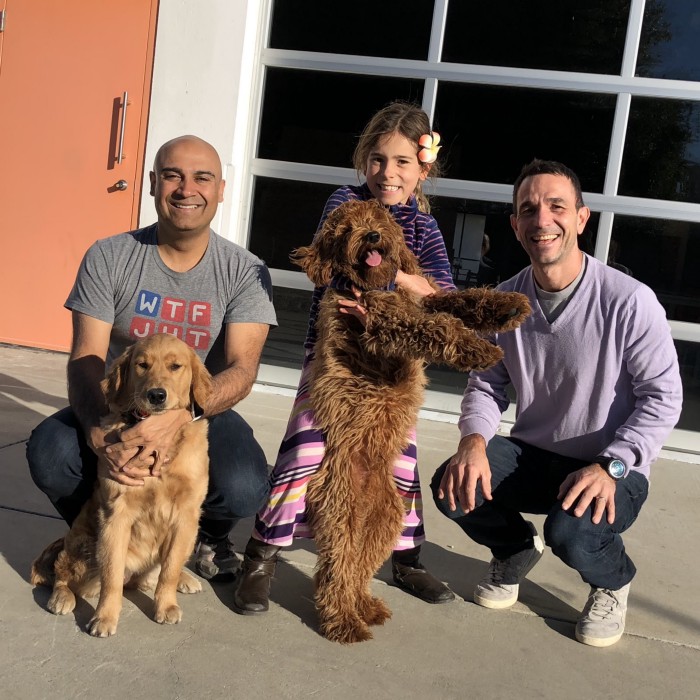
[596, 456, 627, 480]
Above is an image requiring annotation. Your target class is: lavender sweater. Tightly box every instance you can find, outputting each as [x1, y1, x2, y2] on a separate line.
[459, 255, 683, 479]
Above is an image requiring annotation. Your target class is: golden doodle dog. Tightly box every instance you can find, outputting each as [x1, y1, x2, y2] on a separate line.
[291, 199, 530, 644]
[31, 333, 212, 637]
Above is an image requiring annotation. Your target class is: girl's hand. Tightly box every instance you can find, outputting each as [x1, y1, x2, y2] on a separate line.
[395, 269, 435, 297]
[338, 286, 368, 325]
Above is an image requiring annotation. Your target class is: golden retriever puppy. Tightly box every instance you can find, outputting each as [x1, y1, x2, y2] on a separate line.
[31, 334, 212, 637]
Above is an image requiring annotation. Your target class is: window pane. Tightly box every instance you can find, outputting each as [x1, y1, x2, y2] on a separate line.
[619, 97, 700, 204]
[248, 177, 336, 271]
[675, 340, 700, 431]
[436, 84, 615, 191]
[258, 68, 425, 167]
[269, 0, 434, 60]
[262, 286, 312, 371]
[611, 216, 700, 323]
[443, 1, 629, 74]
[637, 0, 700, 81]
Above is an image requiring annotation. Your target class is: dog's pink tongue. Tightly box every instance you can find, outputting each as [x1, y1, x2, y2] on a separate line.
[365, 250, 382, 267]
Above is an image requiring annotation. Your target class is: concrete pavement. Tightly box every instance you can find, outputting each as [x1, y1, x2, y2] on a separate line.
[1, 344, 698, 700]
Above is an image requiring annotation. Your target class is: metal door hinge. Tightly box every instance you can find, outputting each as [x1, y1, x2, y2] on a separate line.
[0, 10, 6, 33]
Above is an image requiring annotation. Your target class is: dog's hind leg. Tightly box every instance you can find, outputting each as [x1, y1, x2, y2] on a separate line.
[355, 477, 404, 628]
[30, 537, 64, 587]
[45, 529, 97, 615]
[47, 547, 80, 615]
[311, 479, 373, 644]
[315, 550, 373, 644]
[176, 568, 202, 594]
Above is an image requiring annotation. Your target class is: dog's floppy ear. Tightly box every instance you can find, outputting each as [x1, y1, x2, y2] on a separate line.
[398, 245, 421, 276]
[290, 203, 355, 286]
[101, 344, 135, 409]
[189, 348, 213, 412]
[290, 244, 330, 286]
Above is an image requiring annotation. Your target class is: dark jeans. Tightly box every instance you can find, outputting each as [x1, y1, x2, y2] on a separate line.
[430, 436, 649, 590]
[26, 407, 271, 538]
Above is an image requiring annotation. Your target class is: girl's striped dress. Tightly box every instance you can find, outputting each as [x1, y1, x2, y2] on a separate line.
[253, 184, 455, 550]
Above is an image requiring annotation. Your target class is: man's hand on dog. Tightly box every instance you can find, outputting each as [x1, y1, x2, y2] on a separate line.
[100, 409, 191, 484]
[88, 425, 146, 486]
[439, 434, 493, 513]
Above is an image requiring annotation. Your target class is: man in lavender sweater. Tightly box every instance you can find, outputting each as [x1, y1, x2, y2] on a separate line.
[431, 159, 682, 647]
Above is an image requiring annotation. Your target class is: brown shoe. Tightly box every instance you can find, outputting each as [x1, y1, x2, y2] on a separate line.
[392, 546, 455, 604]
[232, 537, 280, 615]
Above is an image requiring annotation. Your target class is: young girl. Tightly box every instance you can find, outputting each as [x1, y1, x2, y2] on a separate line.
[234, 101, 456, 613]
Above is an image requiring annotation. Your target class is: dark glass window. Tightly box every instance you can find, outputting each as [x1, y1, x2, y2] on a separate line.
[442, 1, 630, 74]
[675, 340, 700, 432]
[611, 215, 700, 324]
[637, 0, 700, 81]
[269, 0, 434, 60]
[262, 286, 313, 371]
[619, 97, 700, 204]
[432, 197, 528, 288]
[258, 68, 425, 167]
[435, 83, 615, 191]
[248, 177, 337, 271]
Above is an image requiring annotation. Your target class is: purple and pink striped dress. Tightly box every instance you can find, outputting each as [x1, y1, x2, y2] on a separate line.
[253, 184, 455, 550]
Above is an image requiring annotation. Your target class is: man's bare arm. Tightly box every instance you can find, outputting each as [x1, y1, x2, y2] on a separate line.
[66, 311, 145, 485]
[66, 311, 111, 431]
[205, 322, 271, 415]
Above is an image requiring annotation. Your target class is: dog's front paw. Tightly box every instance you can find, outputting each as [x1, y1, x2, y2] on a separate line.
[177, 569, 202, 594]
[154, 603, 182, 625]
[87, 614, 119, 637]
[47, 587, 76, 615]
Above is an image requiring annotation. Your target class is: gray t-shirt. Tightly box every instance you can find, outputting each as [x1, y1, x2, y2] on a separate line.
[66, 224, 277, 374]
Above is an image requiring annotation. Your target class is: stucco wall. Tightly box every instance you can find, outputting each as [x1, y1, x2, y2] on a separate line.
[139, 0, 261, 246]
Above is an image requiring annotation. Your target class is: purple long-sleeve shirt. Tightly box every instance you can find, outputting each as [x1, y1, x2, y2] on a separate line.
[459, 254, 683, 480]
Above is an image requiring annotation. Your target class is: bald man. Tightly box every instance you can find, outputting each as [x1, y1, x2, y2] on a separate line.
[28, 136, 278, 581]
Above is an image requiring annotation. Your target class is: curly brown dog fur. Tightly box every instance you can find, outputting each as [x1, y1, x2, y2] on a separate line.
[291, 199, 530, 644]
[30, 334, 212, 637]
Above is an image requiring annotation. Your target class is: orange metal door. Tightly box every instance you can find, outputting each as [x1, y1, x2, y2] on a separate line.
[0, 0, 158, 351]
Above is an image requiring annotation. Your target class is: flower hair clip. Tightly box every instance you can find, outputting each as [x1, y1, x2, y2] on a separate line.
[418, 131, 441, 164]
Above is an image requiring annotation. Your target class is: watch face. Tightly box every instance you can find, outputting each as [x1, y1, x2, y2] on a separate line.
[608, 459, 626, 479]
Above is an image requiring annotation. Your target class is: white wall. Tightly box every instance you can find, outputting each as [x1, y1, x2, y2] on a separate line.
[139, 0, 263, 246]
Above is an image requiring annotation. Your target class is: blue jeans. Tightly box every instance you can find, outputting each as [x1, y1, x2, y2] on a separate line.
[26, 407, 271, 537]
[430, 436, 649, 590]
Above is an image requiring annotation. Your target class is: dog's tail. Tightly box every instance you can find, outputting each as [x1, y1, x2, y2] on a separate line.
[30, 537, 64, 587]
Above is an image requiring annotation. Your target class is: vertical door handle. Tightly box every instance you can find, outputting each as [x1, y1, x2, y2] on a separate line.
[117, 91, 129, 164]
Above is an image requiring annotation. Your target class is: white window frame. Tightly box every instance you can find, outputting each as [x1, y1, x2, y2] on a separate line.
[248, 0, 700, 456]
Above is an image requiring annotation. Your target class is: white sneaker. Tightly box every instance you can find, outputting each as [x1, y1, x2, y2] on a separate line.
[473, 525, 545, 610]
[575, 583, 631, 647]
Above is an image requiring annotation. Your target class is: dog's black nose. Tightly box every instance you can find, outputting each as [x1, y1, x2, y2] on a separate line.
[147, 388, 167, 405]
[366, 230, 380, 243]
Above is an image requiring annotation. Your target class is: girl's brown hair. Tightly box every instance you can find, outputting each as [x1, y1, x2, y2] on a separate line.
[352, 101, 442, 213]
